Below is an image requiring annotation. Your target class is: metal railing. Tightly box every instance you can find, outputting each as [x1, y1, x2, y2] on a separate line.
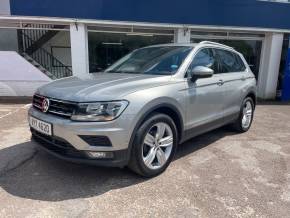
[20, 31, 72, 79]
[22, 24, 54, 43]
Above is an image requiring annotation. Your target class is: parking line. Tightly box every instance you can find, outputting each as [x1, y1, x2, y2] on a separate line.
[0, 104, 31, 119]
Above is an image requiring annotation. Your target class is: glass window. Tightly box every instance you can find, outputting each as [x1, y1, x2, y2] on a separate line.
[214, 49, 246, 73]
[88, 32, 174, 72]
[105, 46, 192, 75]
[234, 53, 247, 71]
[186, 48, 217, 76]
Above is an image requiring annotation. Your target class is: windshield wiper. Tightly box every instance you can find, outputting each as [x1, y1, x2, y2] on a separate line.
[107, 70, 144, 74]
[106, 70, 124, 73]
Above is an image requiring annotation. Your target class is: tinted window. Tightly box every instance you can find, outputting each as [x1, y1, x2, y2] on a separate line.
[187, 48, 218, 76]
[234, 53, 246, 71]
[214, 49, 246, 73]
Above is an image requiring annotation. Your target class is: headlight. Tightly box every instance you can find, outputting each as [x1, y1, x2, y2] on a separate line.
[71, 100, 129, 121]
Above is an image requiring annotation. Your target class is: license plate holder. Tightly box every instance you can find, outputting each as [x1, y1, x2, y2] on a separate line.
[29, 116, 52, 136]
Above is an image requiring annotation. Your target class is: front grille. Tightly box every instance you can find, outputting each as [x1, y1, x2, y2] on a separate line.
[33, 94, 77, 118]
[32, 94, 44, 110]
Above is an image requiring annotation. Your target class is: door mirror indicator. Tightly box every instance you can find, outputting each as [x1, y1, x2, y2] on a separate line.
[190, 66, 214, 82]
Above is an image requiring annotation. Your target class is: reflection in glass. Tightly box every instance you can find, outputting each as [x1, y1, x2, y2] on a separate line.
[88, 32, 173, 73]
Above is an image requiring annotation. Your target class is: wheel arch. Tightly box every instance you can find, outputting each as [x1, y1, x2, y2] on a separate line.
[127, 103, 184, 162]
[245, 91, 257, 108]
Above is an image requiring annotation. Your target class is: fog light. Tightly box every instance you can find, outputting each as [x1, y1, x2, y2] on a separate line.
[86, 151, 113, 159]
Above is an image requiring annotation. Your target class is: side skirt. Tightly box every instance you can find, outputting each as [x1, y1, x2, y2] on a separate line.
[180, 113, 239, 144]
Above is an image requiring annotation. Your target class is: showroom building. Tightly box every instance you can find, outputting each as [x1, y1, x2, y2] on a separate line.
[0, 0, 290, 100]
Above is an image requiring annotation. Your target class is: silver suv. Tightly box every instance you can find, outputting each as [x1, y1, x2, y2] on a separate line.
[28, 41, 256, 177]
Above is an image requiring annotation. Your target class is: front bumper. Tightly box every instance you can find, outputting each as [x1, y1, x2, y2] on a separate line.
[31, 129, 128, 167]
[28, 107, 134, 167]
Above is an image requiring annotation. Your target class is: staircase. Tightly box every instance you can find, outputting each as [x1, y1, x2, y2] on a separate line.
[22, 53, 57, 80]
[18, 24, 72, 79]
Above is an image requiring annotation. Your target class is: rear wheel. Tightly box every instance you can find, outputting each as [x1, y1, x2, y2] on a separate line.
[128, 113, 178, 177]
[231, 97, 254, 132]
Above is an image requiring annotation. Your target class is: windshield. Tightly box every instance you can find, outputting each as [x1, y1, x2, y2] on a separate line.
[105, 46, 192, 75]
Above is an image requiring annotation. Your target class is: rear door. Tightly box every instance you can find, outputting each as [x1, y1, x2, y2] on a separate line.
[213, 48, 247, 119]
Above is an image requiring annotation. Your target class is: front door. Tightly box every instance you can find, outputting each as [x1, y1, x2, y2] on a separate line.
[183, 48, 225, 137]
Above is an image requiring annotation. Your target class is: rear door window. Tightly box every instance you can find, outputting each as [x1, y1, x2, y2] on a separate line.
[214, 49, 246, 73]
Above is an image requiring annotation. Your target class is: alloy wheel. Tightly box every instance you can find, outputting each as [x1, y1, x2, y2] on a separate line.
[241, 101, 253, 129]
[142, 122, 173, 170]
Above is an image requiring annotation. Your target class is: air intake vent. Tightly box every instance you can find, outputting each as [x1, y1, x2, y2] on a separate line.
[79, 135, 112, 147]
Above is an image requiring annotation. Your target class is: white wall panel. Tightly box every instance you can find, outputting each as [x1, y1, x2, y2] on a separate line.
[0, 0, 10, 15]
[0, 51, 51, 96]
[258, 33, 283, 99]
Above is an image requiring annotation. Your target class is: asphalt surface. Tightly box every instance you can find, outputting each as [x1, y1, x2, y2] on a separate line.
[0, 103, 290, 217]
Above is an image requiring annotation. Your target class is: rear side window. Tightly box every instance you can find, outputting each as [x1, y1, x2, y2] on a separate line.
[234, 53, 247, 71]
[214, 49, 246, 73]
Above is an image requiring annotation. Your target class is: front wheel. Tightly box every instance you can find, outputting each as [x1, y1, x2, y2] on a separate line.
[231, 97, 255, 133]
[128, 113, 178, 177]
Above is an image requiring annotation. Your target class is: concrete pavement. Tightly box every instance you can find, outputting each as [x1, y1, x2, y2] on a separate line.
[0, 103, 289, 217]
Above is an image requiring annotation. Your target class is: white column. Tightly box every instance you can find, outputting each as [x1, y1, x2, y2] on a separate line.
[258, 33, 284, 99]
[0, 0, 18, 52]
[174, 28, 191, 43]
[70, 23, 89, 77]
[0, 0, 10, 15]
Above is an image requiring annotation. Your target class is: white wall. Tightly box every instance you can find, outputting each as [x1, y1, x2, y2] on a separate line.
[0, 29, 18, 51]
[0, 51, 51, 96]
[70, 23, 89, 76]
[174, 28, 191, 43]
[0, 0, 10, 15]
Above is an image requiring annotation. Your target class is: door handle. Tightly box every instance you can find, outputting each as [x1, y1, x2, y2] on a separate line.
[217, 79, 224, 86]
[241, 76, 246, 81]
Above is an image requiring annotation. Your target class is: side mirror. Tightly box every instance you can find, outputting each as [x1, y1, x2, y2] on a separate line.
[190, 66, 214, 82]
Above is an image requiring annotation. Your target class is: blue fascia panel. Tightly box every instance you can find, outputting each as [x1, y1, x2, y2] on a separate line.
[9, 0, 290, 30]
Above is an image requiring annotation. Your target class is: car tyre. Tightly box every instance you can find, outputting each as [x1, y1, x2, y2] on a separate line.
[128, 113, 178, 177]
[231, 97, 255, 133]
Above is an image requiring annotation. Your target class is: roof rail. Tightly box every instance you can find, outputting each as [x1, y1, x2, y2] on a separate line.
[199, 41, 233, 49]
